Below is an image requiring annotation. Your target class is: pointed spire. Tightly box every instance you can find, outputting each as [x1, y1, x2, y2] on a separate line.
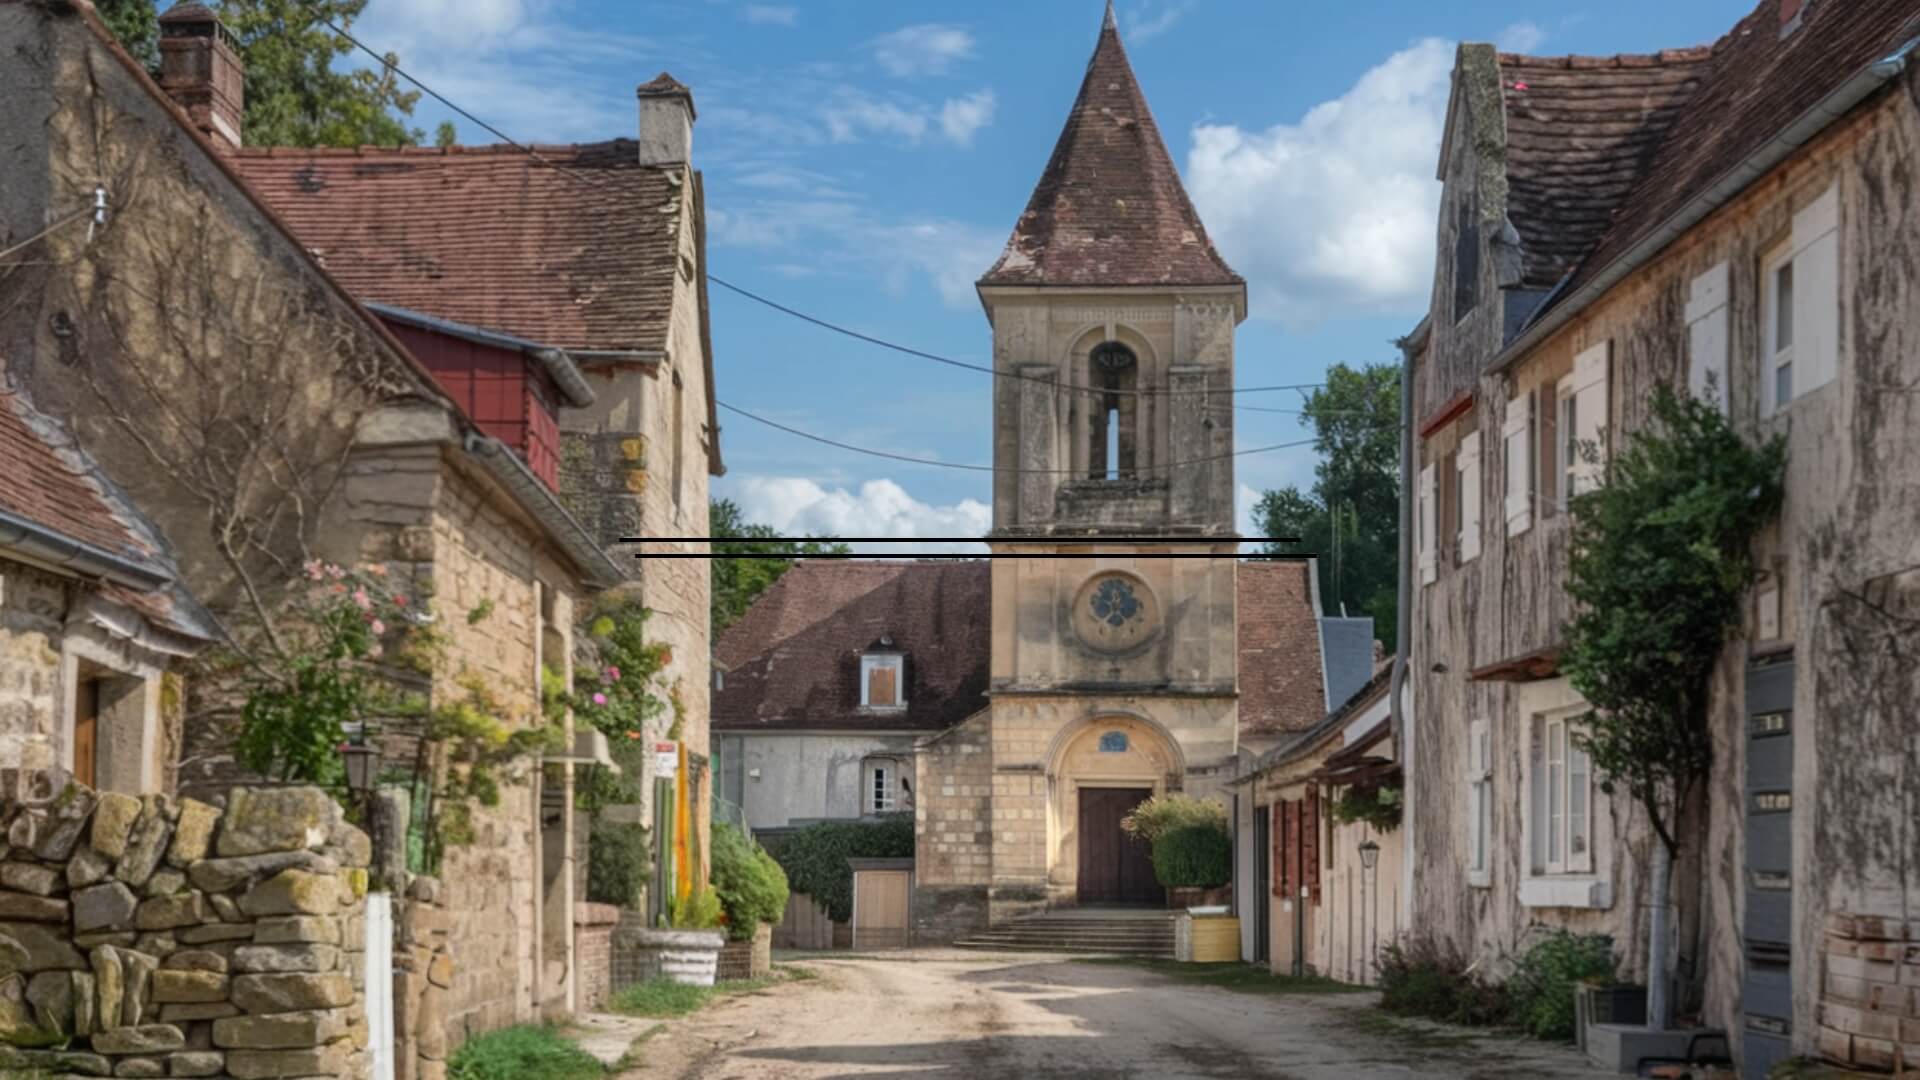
[978, 3, 1241, 289]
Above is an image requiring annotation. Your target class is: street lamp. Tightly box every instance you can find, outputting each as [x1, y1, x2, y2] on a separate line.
[339, 740, 380, 795]
[1357, 838, 1381, 872]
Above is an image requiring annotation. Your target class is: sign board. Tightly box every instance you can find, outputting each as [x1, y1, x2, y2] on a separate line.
[654, 742, 678, 780]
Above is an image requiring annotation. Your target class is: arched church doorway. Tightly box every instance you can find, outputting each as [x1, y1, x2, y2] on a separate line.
[1048, 714, 1181, 906]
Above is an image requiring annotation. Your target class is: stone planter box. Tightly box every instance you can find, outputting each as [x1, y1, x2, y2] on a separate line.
[716, 922, 773, 981]
[618, 928, 726, 987]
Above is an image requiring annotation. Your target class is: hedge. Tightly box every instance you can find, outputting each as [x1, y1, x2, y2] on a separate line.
[764, 815, 913, 923]
[586, 822, 650, 908]
[1151, 824, 1231, 888]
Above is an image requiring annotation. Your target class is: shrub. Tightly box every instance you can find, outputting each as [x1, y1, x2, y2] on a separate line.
[586, 822, 650, 908]
[1121, 794, 1226, 844]
[447, 1025, 603, 1080]
[1330, 783, 1403, 833]
[668, 886, 723, 930]
[765, 814, 913, 923]
[710, 822, 789, 940]
[1376, 935, 1508, 1027]
[1151, 824, 1232, 889]
[1507, 931, 1616, 1042]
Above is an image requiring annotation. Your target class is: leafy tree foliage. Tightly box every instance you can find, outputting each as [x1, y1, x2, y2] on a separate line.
[1562, 384, 1785, 857]
[95, 0, 425, 147]
[710, 498, 850, 633]
[709, 822, 790, 940]
[1253, 362, 1402, 649]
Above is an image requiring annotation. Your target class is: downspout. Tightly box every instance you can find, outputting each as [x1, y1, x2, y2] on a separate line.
[1392, 320, 1424, 938]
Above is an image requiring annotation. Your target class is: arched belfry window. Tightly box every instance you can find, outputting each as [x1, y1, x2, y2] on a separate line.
[1089, 342, 1138, 480]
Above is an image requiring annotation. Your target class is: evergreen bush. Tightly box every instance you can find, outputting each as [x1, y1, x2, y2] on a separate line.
[586, 822, 650, 908]
[1150, 824, 1232, 889]
[710, 822, 790, 940]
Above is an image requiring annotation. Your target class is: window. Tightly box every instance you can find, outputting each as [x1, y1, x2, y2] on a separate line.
[1531, 712, 1594, 875]
[864, 756, 907, 813]
[1503, 391, 1534, 536]
[860, 653, 904, 709]
[1467, 719, 1491, 887]
[1686, 262, 1730, 413]
[1089, 342, 1138, 480]
[871, 762, 894, 812]
[1561, 342, 1610, 498]
[1556, 376, 1578, 503]
[1453, 200, 1480, 322]
[1761, 240, 1795, 415]
[1456, 431, 1482, 563]
[1097, 731, 1129, 753]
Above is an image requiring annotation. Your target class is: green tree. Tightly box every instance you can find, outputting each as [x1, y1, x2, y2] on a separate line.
[710, 499, 849, 633]
[1253, 362, 1402, 649]
[1560, 384, 1785, 1029]
[95, 0, 424, 147]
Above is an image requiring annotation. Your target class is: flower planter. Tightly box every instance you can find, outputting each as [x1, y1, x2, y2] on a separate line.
[1173, 912, 1242, 963]
[618, 927, 726, 987]
[1167, 886, 1231, 910]
[716, 922, 773, 981]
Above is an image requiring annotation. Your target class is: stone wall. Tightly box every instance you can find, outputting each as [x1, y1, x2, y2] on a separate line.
[912, 714, 993, 942]
[571, 903, 620, 1012]
[1813, 913, 1920, 1073]
[0, 562, 69, 775]
[0, 773, 371, 1078]
[391, 876, 453, 1080]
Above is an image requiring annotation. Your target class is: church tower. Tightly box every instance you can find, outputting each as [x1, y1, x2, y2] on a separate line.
[975, 3, 1249, 912]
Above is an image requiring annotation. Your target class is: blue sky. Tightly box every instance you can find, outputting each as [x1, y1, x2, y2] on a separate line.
[355, 0, 1756, 552]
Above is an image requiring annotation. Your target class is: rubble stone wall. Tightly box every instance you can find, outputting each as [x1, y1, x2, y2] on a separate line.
[0, 772, 372, 1078]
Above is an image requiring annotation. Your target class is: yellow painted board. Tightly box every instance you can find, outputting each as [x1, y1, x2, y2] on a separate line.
[1192, 917, 1241, 963]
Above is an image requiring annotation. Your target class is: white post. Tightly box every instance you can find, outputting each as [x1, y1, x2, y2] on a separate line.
[365, 892, 395, 1080]
[1647, 849, 1672, 1030]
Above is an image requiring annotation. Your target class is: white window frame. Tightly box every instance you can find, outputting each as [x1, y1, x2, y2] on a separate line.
[859, 653, 905, 710]
[1503, 392, 1534, 537]
[1466, 718, 1491, 888]
[1567, 342, 1610, 497]
[869, 760, 896, 813]
[1456, 431, 1482, 563]
[1417, 462, 1437, 585]
[1555, 376, 1578, 505]
[1760, 238, 1796, 417]
[1531, 710, 1594, 877]
[1687, 261, 1731, 414]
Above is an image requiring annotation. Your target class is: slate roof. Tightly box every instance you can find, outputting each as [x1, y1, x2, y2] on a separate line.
[228, 142, 685, 353]
[1495, 50, 1713, 290]
[713, 559, 1326, 739]
[978, 9, 1241, 289]
[1548, 0, 1920, 311]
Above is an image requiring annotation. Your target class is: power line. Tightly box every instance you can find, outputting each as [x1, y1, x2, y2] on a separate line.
[0, 202, 98, 263]
[717, 399, 1314, 474]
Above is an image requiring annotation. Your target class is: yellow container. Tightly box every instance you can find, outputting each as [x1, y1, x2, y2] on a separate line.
[1190, 916, 1241, 963]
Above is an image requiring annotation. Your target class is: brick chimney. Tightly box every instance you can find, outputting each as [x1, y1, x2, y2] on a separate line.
[158, 1, 245, 151]
[637, 72, 696, 167]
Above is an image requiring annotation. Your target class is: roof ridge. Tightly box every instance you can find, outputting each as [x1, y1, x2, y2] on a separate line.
[1497, 46, 1717, 69]
[228, 137, 640, 159]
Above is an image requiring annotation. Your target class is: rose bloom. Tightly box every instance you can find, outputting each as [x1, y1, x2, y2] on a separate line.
[592, 693, 608, 706]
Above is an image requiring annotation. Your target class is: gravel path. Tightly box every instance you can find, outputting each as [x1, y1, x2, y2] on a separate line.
[619, 951, 1619, 1079]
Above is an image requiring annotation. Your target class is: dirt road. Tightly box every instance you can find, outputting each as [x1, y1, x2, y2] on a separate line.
[627, 952, 1618, 1079]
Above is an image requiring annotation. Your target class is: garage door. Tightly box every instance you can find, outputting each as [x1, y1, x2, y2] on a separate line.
[853, 870, 911, 950]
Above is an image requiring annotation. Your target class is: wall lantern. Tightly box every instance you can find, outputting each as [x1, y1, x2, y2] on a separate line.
[1358, 839, 1381, 872]
[339, 740, 380, 795]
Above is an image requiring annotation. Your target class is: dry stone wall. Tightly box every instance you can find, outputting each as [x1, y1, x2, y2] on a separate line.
[0, 771, 370, 1078]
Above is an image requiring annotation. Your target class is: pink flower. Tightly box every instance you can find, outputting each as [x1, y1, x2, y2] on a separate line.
[304, 559, 325, 582]
[352, 589, 372, 609]
[606, 666, 621, 682]
[370, 619, 386, 636]
[327, 564, 347, 580]
[592, 693, 608, 706]
[393, 596, 409, 607]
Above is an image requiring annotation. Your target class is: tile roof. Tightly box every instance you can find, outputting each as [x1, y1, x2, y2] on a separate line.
[713, 558, 1326, 739]
[228, 142, 685, 352]
[1496, 50, 1713, 290]
[978, 13, 1241, 289]
[1547, 0, 1920, 311]
[0, 389, 160, 567]
[1236, 561, 1328, 738]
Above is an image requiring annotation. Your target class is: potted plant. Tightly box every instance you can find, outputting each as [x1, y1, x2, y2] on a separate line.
[1152, 823, 1233, 910]
[1120, 795, 1232, 909]
[617, 888, 726, 986]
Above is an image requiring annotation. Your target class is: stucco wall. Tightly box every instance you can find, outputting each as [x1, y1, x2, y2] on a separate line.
[718, 732, 919, 829]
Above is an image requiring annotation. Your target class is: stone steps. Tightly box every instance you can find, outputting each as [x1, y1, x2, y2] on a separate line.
[954, 911, 1178, 958]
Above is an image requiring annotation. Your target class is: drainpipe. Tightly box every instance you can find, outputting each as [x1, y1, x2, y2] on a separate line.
[1392, 320, 1424, 939]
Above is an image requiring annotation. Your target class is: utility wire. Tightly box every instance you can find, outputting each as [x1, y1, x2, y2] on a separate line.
[0, 204, 97, 263]
[718, 399, 1314, 474]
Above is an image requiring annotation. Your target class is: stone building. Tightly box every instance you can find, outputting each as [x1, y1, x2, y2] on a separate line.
[0, 0, 645, 1050]
[1401, 0, 1920, 1072]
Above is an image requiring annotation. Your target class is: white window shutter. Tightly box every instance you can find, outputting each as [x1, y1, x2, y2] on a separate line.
[1466, 719, 1489, 876]
[1686, 262, 1730, 413]
[1503, 392, 1533, 536]
[1457, 431, 1482, 562]
[1418, 463, 1437, 585]
[1571, 342, 1611, 494]
[1792, 185, 1840, 397]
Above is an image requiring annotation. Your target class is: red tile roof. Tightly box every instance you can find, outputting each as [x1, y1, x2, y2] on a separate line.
[0, 389, 158, 565]
[1496, 50, 1712, 291]
[978, 14, 1241, 289]
[1236, 561, 1328, 737]
[1547, 0, 1920, 311]
[228, 142, 685, 352]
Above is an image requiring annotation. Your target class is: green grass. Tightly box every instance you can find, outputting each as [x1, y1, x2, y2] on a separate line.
[447, 1025, 605, 1080]
[1084, 957, 1370, 995]
[1338, 1008, 1482, 1054]
[608, 972, 791, 1019]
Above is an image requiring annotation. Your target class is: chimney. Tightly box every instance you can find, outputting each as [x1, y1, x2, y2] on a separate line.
[637, 72, 696, 167]
[158, 1, 245, 151]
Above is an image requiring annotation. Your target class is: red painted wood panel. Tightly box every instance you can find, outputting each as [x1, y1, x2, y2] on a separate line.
[382, 318, 563, 492]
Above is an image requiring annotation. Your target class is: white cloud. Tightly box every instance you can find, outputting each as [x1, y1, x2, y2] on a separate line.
[871, 24, 976, 78]
[939, 90, 997, 146]
[823, 93, 930, 143]
[732, 476, 990, 555]
[1497, 22, 1547, 53]
[867, 220, 1004, 308]
[743, 4, 797, 27]
[1125, 1, 1195, 45]
[1186, 38, 1454, 324]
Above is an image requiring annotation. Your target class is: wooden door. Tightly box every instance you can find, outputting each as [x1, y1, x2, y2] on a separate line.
[1077, 788, 1158, 906]
[852, 871, 910, 950]
[72, 679, 98, 788]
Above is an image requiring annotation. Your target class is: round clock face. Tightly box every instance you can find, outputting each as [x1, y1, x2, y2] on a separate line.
[1073, 572, 1158, 653]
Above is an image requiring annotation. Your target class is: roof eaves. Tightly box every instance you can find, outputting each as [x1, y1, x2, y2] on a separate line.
[0, 507, 171, 591]
[461, 435, 626, 589]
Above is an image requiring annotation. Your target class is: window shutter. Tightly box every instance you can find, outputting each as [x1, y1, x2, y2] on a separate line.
[1792, 185, 1840, 397]
[1571, 342, 1611, 494]
[1418, 463, 1437, 584]
[870, 664, 896, 707]
[1270, 804, 1286, 899]
[1467, 719, 1489, 875]
[1686, 262, 1730, 413]
[1304, 790, 1322, 905]
[1536, 387, 1558, 519]
[1457, 431, 1483, 562]
[1503, 393, 1533, 536]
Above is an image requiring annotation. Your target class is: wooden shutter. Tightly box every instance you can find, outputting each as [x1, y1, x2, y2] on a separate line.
[1418, 464, 1437, 584]
[1792, 185, 1840, 396]
[1536, 387, 1557, 519]
[1503, 393, 1533, 536]
[869, 664, 896, 707]
[1466, 719, 1489, 876]
[1457, 431, 1483, 562]
[1570, 342, 1611, 494]
[1303, 790, 1322, 906]
[73, 679, 99, 788]
[1686, 262, 1730, 413]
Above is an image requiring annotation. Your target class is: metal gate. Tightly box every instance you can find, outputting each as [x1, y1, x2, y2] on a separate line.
[1742, 654, 1794, 1078]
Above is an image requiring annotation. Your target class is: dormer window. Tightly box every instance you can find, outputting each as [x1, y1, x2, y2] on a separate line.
[861, 647, 905, 710]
